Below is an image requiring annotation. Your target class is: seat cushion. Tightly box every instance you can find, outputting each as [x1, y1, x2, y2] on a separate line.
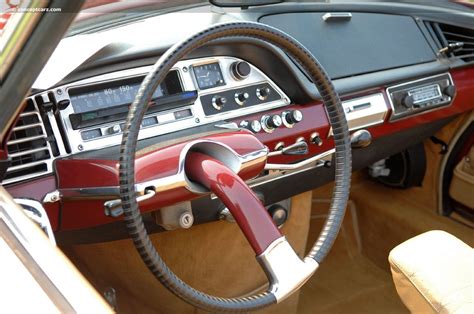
[389, 230, 473, 313]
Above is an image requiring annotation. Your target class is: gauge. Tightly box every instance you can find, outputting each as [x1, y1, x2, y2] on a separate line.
[192, 62, 225, 90]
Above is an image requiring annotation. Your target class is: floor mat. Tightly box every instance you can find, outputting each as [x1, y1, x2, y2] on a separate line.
[298, 198, 407, 313]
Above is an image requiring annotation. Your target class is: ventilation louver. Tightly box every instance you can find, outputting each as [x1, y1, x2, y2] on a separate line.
[428, 22, 474, 63]
[3, 100, 53, 184]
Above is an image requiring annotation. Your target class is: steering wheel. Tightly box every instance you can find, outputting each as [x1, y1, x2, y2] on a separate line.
[119, 22, 351, 312]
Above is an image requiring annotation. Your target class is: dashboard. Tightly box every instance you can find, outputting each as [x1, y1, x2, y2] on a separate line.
[4, 2, 474, 243]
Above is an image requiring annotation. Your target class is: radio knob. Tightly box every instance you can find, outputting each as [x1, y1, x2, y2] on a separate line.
[231, 61, 251, 80]
[443, 85, 456, 98]
[402, 94, 415, 108]
[283, 110, 303, 126]
[235, 92, 249, 105]
[256, 87, 271, 100]
[212, 95, 227, 110]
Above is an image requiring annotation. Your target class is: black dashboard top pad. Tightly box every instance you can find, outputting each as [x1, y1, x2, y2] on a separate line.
[260, 13, 436, 79]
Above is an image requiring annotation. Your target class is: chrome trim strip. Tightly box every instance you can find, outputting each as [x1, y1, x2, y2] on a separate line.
[12, 122, 43, 132]
[8, 147, 49, 158]
[264, 148, 335, 171]
[328, 93, 388, 136]
[257, 236, 318, 302]
[322, 12, 352, 21]
[7, 134, 46, 145]
[14, 198, 56, 246]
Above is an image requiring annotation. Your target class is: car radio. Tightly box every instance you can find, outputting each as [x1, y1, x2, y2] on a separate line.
[387, 73, 455, 121]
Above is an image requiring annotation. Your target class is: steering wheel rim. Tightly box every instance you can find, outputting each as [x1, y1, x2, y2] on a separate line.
[119, 21, 351, 312]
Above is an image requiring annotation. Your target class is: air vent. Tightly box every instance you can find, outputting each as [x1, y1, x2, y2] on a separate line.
[428, 22, 474, 63]
[3, 99, 53, 184]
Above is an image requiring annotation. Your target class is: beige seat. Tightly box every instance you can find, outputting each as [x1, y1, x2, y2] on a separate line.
[389, 230, 473, 313]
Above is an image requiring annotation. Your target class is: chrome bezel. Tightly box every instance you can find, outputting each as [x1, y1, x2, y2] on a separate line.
[386, 73, 455, 122]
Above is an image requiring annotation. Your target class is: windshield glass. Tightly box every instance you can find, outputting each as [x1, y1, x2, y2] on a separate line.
[69, 0, 208, 35]
[70, 0, 473, 35]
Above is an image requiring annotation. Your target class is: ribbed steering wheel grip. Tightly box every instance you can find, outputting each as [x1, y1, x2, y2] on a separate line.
[119, 21, 351, 312]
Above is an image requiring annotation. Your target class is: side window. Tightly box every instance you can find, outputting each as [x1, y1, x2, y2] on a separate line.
[0, 0, 43, 82]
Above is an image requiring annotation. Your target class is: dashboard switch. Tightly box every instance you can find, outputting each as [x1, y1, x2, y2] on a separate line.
[231, 61, 251, 80]
[261, 114, 282, 133]
[212, 95, 227, 110]
[310, 132, 323, 146]
[282, 110, 303, 127]
[240, 120, 262, 133]
[256, 87, 271, 100]
[235, 92, 249, 105]
[107, 124, 121, 135]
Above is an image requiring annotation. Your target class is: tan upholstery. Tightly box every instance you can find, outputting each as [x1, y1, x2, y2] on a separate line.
[389, 230, 473, 313]
[449, 146, 474, 209]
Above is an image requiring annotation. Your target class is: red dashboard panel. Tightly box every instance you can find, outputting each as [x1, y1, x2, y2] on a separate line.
[56, 130, 267, 230]
[5, 67, 474, 232]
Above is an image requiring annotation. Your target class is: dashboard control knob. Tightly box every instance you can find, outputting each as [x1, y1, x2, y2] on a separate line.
[267, 204, 288, 227]
[240, 120, 262, 133]
[107, 124, 121, 135]
[235, 92, 249, 105]
[310, 132, 323, 146]
[402, 94, 415, 108]
[350, 129, 372, 148]
[231, 61, 251, 80]
[443, 85, 456, 98]
[212, 95, 227, 110]
[282, 109, 303, 127]
[256, 87, 271, 100]
[261, 114, 282, 133]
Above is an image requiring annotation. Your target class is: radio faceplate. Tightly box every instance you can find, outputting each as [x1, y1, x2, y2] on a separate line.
[48, 57, 289, 154]
[387, 73, 455, 121]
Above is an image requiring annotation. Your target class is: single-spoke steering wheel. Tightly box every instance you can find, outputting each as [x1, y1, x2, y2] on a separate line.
[119, 22, 351, 312]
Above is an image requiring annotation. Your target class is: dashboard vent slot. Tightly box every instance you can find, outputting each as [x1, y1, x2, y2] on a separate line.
[428, 22, 474, 62]
[3, 99, 53, 184]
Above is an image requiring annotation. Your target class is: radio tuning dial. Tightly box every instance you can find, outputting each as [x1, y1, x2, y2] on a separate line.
[231, 61, 251, 80]
[443, 85, 456, 98]
[402, 94, 415, 108]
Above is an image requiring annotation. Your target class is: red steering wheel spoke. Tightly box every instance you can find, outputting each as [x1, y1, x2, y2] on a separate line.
[185, 151, 319, 302]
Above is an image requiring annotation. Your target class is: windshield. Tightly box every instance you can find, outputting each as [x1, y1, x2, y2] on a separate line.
[70, 0, 473, 35]
[69, 0, 208, 35]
